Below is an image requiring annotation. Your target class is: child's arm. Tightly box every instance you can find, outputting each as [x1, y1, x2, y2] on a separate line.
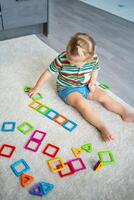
[89, 71, 98, 85]
[88, 71, 98, 93]
[29, 69, 53, 97]
[88, 53, 100, 93]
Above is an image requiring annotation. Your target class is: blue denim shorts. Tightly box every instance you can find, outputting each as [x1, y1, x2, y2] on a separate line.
[57, 85, 90, 104]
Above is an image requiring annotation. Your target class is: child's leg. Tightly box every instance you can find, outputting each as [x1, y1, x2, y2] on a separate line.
[89, 87, 134, 122]
[67, 92, 114, 142]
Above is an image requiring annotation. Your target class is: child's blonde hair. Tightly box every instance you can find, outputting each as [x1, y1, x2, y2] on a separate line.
[66, 32, 96, 60]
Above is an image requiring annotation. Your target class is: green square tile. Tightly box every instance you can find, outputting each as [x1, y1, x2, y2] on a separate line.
[17, 121, 34, 135]
[24, 86, 43, 100]
[32, 93, 43, 101]
[98, 151, 115, 165]
[36, 105, 51, 115]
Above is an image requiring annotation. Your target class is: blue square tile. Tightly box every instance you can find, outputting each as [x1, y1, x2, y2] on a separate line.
[10, 159, 30, 177]
[1, 122, 16, 132]
[62, 120, 77, 132]
[45, 110, 59, 120]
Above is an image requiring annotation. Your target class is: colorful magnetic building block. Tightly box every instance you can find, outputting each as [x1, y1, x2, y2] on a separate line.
[31, 130, 47, 142]
[24, 85, 43, 100]
[42, 143, 60, 158]
[0, 144, 16, 158]
[29, 183, 43, 196]
[32, 93, 43, 101]
[71, 147, 83, 157]
[57, 162, 74, 178]
[1, 122, 16, 132]
[24, 86, 32, 93]
[29, 101, 42, 110]
[17, 121, 34, 135]
[48, 157, 65, 173]
[40, 182, 54, 196]
[29, 182, 54, 197]
[24, 140, 41, 152]
[62, 120, 77, 132]
[20, 174, 34, 187]
[93, 161, 104, 171]
[98, 83, 111, 90]
[67, 158, 86, 173]
[98, 151, 115, 165]
[81, 143, 93, 153]
[54, 114, 68, 125]
[28, 101, 78, 132]
[24, 130, 47, 152]
[10, 159, 30, 177]
[36, 104, 51, 115]
[45, 109, 59, 120]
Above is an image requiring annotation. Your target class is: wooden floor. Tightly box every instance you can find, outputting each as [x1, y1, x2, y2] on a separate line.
[37, 0, 134, 107]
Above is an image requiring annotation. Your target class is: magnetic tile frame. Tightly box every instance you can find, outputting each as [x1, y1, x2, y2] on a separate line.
[57, 158, 86, 177]
[10, 159, 30, 177]
[17, 121, 35, 135]
[29, 101, 78, 132]
[42, 143, 60, 158]
[98, 151, 115, 165]
[1, 122, 16, 132]
[57, 162, 74, 177]
[0, 144, 16, 158]
[29, 182, 54, 196]
[67, 158, 87, 173]
[48, 157, 65, 173]
[24, 130, 47, 152]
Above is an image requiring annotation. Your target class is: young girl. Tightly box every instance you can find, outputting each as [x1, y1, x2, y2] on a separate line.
[29, 32, 134, 142]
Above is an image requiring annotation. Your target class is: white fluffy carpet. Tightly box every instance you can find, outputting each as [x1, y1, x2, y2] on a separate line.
[0, 35, 134, 200]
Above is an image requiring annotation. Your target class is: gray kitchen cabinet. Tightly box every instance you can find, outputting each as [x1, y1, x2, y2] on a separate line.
[0, 0, 48, 40]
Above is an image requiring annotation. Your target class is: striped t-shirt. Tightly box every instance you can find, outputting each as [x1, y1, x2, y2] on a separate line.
[48, 51, 100, 90]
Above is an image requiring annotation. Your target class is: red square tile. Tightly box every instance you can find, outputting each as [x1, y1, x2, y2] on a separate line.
[0, 144, 16, 158]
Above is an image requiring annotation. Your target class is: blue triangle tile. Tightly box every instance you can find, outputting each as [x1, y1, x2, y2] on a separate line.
[40, 182, 54, 196]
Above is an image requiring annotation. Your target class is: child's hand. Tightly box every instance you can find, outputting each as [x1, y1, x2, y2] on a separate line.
[88, 82, 96, 94]
[28, 86, 40, 98]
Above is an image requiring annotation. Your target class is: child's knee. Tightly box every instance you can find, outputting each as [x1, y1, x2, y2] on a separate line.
[98, 92, 109, 103]
[73, 98, 86, 110]
[67, 95, 85, 109]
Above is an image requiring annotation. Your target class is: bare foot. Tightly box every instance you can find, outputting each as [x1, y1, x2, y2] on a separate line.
[122, 112, 134, 123]
[99, 126, 114, 142]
